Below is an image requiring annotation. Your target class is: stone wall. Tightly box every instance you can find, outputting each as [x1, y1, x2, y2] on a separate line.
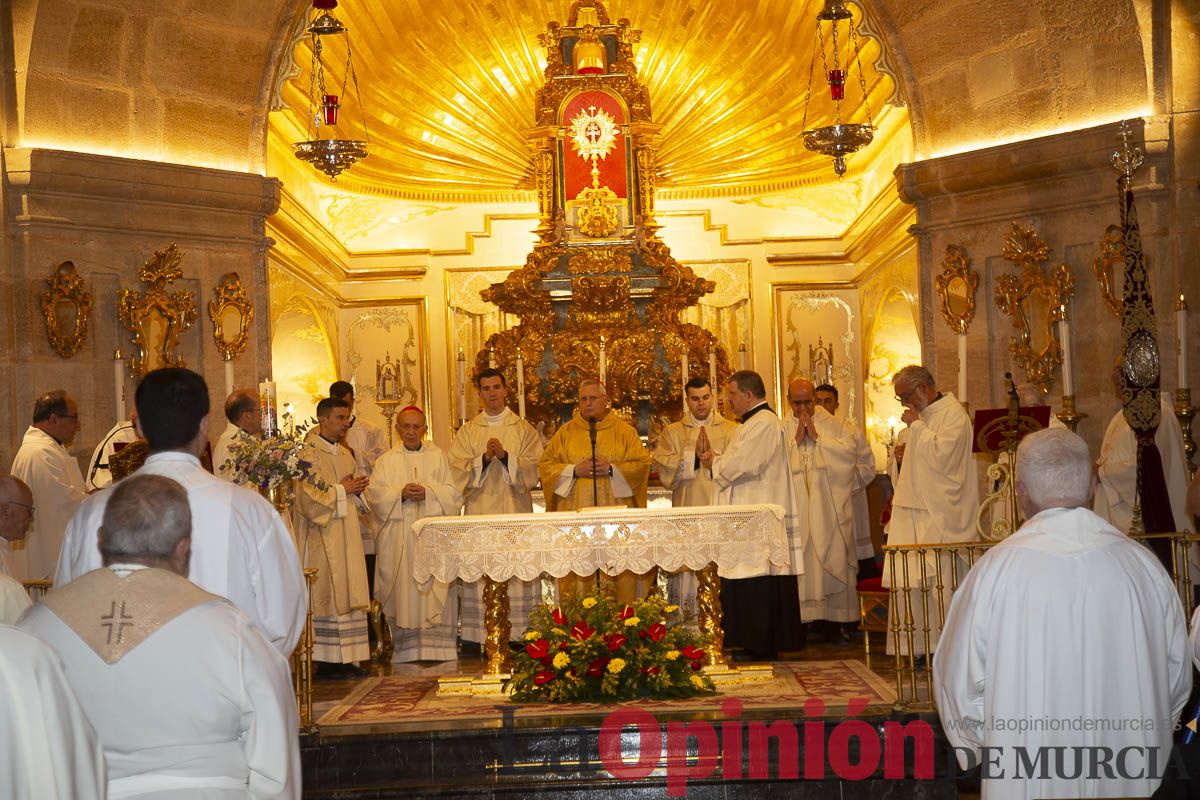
[1, 148, 279, 470]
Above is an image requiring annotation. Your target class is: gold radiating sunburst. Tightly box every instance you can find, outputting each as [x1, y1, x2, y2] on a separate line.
[273, 0, 901, 202]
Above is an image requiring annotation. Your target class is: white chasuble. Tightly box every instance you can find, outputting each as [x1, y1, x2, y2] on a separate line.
[295, 436, 370, 663]
[787, 408, 860, 622]
[449, 409, 544, 642]
[711, 405, 802, 575]
[652, 413, 735, 614]
[10, 426, 87, 580]
[884, 392, 979, 656]
[367, 442, 462, 662]
[0, 625, 105, 800]
[55, 452, 306, 657]
[0, 573, 32, 625]
[935, 508, 1189, 800]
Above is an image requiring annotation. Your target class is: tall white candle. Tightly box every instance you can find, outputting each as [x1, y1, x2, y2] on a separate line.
[1178, 294, 1189, 392]
[456, 350, 467, 422]
[708, 349, 717, 391]
[680, 351, 688, 400]
[259, 379, 277, 436]
[598, 336, 607, 384]
[1059, 308, 1075, 396]
[739, 341, 748, 370]
[224, 357, 235, 398]
[113, 351, 125, 421]
[515, 352, 526, 419]
[957, 333, 967, 400]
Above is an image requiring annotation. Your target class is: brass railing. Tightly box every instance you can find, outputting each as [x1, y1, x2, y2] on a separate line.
[21, 579, 53, 602]
[882, 532, 1196, 712]
[291, 568, 318, 733]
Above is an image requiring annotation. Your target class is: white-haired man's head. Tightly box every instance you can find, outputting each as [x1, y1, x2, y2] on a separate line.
[1015, 428, 1096, 518]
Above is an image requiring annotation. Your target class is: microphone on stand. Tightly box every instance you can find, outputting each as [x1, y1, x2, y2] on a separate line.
[588, 417, 599, 508]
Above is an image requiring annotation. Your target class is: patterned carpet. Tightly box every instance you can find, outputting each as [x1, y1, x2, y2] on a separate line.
[317, 659, 896, 728]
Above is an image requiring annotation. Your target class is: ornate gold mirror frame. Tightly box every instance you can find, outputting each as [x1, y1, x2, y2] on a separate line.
[994, 223, 1075, 394]
[208, 272, 254, 361]
[117, 243, 199, 378]
[933, 244, 978, 334]
[40, 261, 93, 358]
[1092, 224, 1124, 319]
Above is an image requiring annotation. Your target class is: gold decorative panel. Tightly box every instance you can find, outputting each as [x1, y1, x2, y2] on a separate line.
[273, 0, 902, 201]
[40, 261, 93, 358]
[341, 301, 430, 434]
[117, 244, 199, 378]
[446, 268, 519, 419]
[1092, 224, 1124, 320]
[268, 264, 340, 422]
[680, 260, 751, 374]
[773, 286, 860, 427]
[208, 272, 255, 361]
[994, 222, 1075, 395]
[933, 244, 978, 334]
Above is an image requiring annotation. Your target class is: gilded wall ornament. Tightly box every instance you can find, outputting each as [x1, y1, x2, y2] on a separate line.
[40, 261, 93, 358]
[207, 272, 255, 361]
[1092, 224, 1125, 320]
[994, 223, 1075, 395]
[117, 243, 199, 379]
[933, 244, 978, 334]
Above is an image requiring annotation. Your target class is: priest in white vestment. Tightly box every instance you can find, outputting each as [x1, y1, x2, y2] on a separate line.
[55, 368, 306, 657]
[368, 407, 463, 662]
[814, 384, 878, 567]
[0, 475, 34, 577]
[331, 381, 389, 595]
[214, 389, 261, 480]
[711, 370, 805, 660]
[786, 378, 860, 630]
[652, 377, 735, 616]
[884, 365, 979, 657]
[448, 368, 544, 645]
[295, 396, 371, 668]
[85, 417, 138, 491]
[0, 625, 105, 800]
[935, 429, 1189, 800]
[10, 390, 86, 580]
[538, 379, 652, 600]
[1094, 391, 1193, 539]
[23, 474, 300, 799]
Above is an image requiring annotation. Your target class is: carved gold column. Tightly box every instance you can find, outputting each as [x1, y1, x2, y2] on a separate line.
[1177, 389, 1196, 477]
[696, 563, 726, 668]
[482, 576, 512, 675]
[529, 138, 557, 245]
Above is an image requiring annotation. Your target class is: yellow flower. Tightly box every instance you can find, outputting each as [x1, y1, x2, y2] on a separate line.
[665, 650, 680, 660]
[665, 605, 679, 613]
[582, 597, 598, 608]
[623, 616, 640, 627]
[524, 631, 541, 641]
[551, 628, 566, 636]
[690, 674, 707, 689]
[552, 651, 570, 669]
[608, 658, 627, 674]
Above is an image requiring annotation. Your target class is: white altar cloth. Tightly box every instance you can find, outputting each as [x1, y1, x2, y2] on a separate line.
[411, 504, 789, 584]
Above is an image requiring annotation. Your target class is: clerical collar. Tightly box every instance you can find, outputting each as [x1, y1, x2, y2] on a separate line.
[319, 433, 340, 446]
[403, 442, 424, 452]
[740, 402, 771, 422]
[686, 412, 712, 427]
[34, 425, 65, 446]
[108, 562, 150, 577]
[484, 408, 508, 425]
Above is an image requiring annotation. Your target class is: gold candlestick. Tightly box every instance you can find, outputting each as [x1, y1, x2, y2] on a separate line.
[1176, 388, 1197, 478]
[1056, 394, 1086, 433]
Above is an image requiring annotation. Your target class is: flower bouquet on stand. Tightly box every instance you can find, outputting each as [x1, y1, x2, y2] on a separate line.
[505, 592, 717, 703]
[224, 428, 327, 516]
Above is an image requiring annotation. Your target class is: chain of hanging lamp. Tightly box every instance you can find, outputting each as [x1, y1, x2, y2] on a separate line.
[799, 0, 875, 178]
[292, 0, 369, 181]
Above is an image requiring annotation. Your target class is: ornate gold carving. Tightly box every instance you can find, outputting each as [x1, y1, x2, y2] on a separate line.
[1093, 224, 1125, 320]
[572, 187, 621, 237]
[109, 440, 150, 481]
[482, 577, 513, 676]
[117, 244, 199, 379]
[994, 223, 1075, 395]
[208, 272, 255, 361]
[568, 248, 632, 275]
[40, 261, 93, 359]
[933, 244, 978, 335]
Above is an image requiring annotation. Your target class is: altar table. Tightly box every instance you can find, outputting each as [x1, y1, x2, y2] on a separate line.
[412, 504, 789, 675]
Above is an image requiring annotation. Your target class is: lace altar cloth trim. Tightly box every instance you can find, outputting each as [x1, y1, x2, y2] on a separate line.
[412, 504, 789, 583]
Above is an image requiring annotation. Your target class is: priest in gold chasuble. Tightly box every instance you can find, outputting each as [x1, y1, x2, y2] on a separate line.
[295, 397, 371, 667]
[538, 379, 651, 599]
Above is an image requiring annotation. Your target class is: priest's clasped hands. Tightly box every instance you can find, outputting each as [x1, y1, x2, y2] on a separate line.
[793, 410, 820, 444]
[340, 473, 369, 496]
[696, 426, 716, 468]
[573, 455, 614, 478]
[482, 437, 508, 464]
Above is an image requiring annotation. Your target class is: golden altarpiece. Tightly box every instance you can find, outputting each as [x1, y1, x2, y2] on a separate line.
[476, 0, 731, 433]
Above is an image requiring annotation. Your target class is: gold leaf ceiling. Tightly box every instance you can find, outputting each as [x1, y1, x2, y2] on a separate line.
[273, 0, 905, 203]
